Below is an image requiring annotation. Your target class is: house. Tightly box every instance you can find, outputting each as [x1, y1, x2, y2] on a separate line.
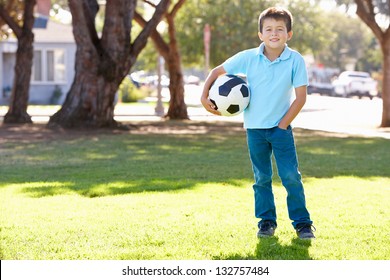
[0, 20, 76, 105]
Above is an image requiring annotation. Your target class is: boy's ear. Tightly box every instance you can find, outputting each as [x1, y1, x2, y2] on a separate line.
[258, 32, 263, 41]
[287, 31, 293, 41]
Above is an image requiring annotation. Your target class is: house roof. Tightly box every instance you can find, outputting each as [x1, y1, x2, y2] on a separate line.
[33, 20, 74, 43]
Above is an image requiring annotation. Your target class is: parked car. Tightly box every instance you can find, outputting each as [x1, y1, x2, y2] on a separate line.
[129, 71, 169, 88]
[307, 82, 334, 96]
[332, 71, 378, 99]
[184, 75, 201, 85]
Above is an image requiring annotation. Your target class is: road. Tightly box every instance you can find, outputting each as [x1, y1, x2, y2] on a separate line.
[292, 95, 389, 138]
[180, 85, 389, 139]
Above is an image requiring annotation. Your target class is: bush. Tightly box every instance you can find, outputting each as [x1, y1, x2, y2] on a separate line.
[50, 85, 63, 105]
[119, 78, 147, 103]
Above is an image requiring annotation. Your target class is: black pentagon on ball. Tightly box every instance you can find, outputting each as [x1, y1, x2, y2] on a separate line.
[218, 76, 246, 97]
[218, 84, 231, 97]
[240, 85, 249, 97]
[226, 104, 240, 114]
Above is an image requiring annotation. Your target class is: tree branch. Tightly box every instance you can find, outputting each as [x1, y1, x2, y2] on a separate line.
[0, 3, 22, 38]
[170, 0, 185, 18]
[131, 0, 170, 59]
[142, 0, 157, 8]
[355, 0, 385, 42]
[68, 0, 101, 51]
[23, 0, 36, 34]
[82, 0, 100, 47]
[133, 11, 170, 57]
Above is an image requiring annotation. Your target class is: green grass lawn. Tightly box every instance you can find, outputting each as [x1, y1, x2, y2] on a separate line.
[0, 121, 389, 260]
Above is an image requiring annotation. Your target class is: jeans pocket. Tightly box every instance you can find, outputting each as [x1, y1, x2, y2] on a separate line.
[277, 125, 292, 131]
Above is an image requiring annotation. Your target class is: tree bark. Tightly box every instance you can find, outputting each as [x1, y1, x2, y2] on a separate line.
[1, 0, 36, 124]
[165, 13, 188, 120]
[48, 0, 170, 129]
[379, 36, 390, 127]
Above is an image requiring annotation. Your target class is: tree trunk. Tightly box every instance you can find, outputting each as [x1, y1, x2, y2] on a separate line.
[48, 0, 119, 128]
[166, 54, 188, 119]
[3, 0, 35, 124]
[380, 36, 390, 127]
[4, 32, 34, 124]
[134, 1, 188, 120]
[48, 66, 122, 128]
[165, 15, 188, 120]
[355, 0, 390, 127]
[48, 0, 170, 129]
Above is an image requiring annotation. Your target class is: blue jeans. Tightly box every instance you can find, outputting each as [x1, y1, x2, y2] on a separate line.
[246, 126, 312, 228]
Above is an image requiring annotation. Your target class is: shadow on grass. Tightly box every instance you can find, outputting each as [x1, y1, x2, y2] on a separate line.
[19, 179, 199, 198]
[214, 237, 313, 260]
[1, 122, 389, 198]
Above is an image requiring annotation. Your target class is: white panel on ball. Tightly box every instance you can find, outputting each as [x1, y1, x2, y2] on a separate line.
[209, 74, 250, 116]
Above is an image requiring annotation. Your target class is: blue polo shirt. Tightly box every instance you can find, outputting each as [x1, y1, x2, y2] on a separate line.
[223, 43, 308, 129]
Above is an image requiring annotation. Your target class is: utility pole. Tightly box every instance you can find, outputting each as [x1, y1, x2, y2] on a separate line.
[155, 56, 165, 117]
[203, 24, 211, 79]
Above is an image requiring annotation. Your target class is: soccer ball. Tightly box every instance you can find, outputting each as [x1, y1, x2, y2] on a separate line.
[209, 74, 250, 116]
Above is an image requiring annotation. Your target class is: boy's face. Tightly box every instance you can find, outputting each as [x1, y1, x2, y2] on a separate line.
[258, 18, 293, 50]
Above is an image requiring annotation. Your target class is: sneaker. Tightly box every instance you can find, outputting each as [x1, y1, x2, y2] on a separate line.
[257, 220, 277, 238]
[296, 224, 316, 239]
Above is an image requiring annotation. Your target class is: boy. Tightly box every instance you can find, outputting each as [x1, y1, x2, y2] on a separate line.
[201, 7, 315, 239]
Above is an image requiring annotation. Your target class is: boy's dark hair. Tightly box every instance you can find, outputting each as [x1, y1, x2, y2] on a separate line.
[258, 7, 293, 33]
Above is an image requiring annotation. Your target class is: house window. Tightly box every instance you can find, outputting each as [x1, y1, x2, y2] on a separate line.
[32, 51, 42, 81]
[47, 50, 65, 81]
[32, 49, 66, 83]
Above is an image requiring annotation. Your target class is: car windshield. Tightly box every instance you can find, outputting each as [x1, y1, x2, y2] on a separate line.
[348, 74, 369, 78]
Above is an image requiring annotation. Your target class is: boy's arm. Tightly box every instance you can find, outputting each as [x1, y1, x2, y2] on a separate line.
[201, 65, 226, 115]
[278, 85, 307, 129]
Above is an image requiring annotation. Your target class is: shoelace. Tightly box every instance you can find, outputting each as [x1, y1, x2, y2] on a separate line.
[260, 221, 275, 230]
[296, 224, 316, 232]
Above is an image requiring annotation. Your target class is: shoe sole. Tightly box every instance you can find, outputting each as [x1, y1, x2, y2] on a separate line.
[257, 233, 274, 238]
[257, 229, 275, 238]
[297, 234, 315, 239]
